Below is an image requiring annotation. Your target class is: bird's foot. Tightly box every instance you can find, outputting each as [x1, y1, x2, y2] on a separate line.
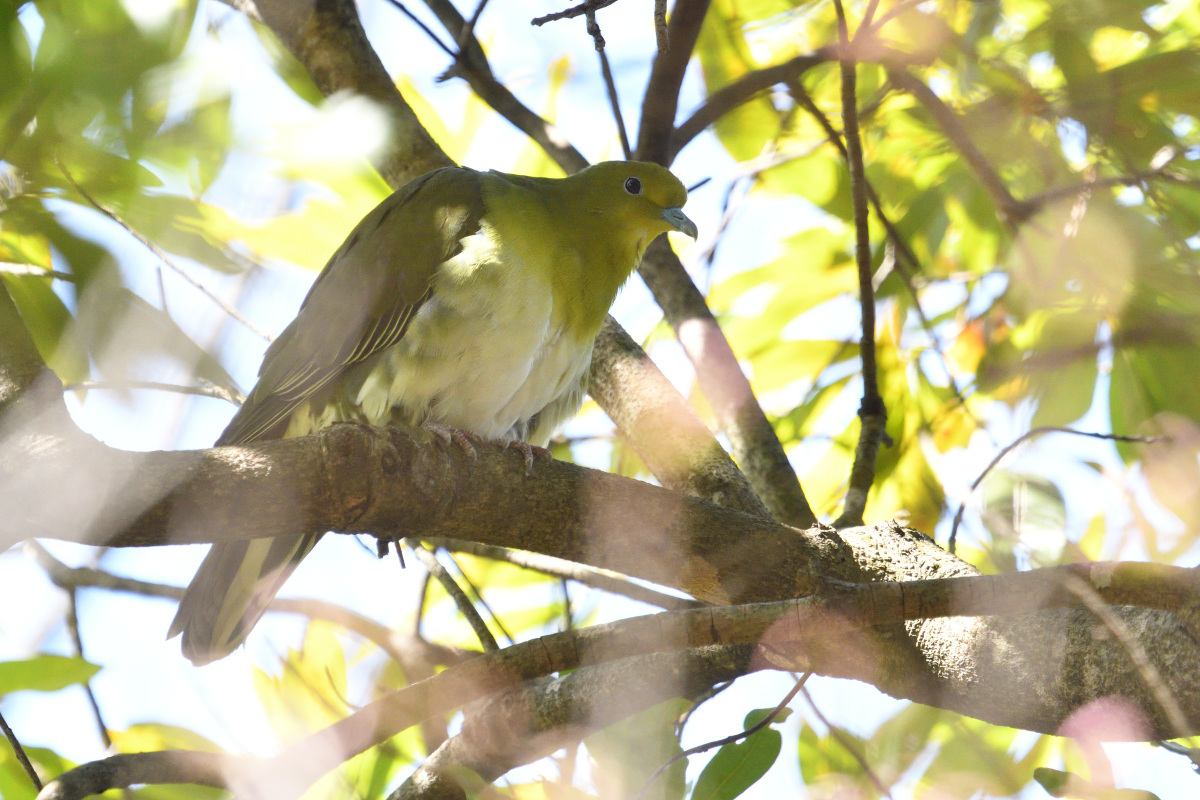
[503, 440, 553, 474]
[423, 422, 482, 461]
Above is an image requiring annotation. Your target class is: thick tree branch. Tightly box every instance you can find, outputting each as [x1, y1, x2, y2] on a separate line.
[7, 277, 1200, 744]
[44, 560, 1198, 800]
[36, 751, 235, 800]
[634, 0, 710, 164]
[624, 0, 818, 528]
[391, 647, 754, 800]
[637, 241, 818, 528]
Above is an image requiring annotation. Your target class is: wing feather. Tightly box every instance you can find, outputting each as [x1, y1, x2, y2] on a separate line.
[216, 167, 484, 446]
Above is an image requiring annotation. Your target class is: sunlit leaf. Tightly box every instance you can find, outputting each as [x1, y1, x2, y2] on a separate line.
[0, 655, 100, 697]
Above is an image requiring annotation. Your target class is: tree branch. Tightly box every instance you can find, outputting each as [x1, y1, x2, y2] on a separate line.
[391, 647, 754, 800]
[671, 49, 834, 159]
[637, 241, 818, 528]
[35, 751, 235, 800]
[47, 559, 1200, 799]
[830, 0, 886, 530]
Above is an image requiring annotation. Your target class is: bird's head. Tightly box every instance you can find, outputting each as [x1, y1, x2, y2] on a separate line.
[572, 161, 698, 242]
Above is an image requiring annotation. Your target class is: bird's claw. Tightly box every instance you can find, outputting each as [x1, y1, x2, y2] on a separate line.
[423, 422, 481, 461]
[503, 440, 553, 474]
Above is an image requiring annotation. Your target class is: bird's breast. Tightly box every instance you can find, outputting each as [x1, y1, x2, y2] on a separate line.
[347, 227, 593, 443]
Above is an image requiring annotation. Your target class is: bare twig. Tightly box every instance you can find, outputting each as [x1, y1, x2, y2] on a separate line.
[384, 0, 456, 57]
[831, 0, 886, 530]
[64, 591, 115, 752]
[62, 380, 244, 405]
[418, 0, 588, 173]
[597, 48, 632, 159]
[531, 0, 620, 27]
[634, 674, 810, 800]
[53, 157, 274, 342]
[406, 540, 499, 652]
[455, 0, 491, 51]
[671, 51, 833, 159]
[440, 548, 515, 645]
[425, 536, 702, 611]
[948, 428, 1168, 553]
[1064, 573, 1191, 739]
[24, 541, 476, 669]
[800, 684, 893, 797]
[653, 0, 668, 52]
[0, 709, 42, 791]
[785, 80, 977, 426]
[887, 69, 1023, 224]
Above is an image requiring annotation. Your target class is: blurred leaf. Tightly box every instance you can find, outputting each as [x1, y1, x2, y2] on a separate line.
[0, 655, 100, 696]
[587, 698, 690, 800]
[1, 273, 89, 385]
[981, 471, 1067, 568]
[696, 0, 781, 163]
[110, 723, 222, 754]
[1034, 766, 1162, 799]
[74, 277, 238, 395]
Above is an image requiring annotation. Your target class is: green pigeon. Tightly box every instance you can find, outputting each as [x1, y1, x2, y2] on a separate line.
[169, 161, 697, 664]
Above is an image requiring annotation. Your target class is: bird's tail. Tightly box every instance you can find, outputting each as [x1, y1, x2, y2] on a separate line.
[168, 533, 321, 665]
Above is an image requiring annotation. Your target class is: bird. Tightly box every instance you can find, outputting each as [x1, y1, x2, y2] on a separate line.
[168, 160, 697, 664]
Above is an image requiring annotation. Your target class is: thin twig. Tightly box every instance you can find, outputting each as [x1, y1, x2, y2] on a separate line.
[0, 709, 42, 791]
[53, 157, 274, 342]
[597, 47, 631, 159]
[832, 0, 886, 529]
[786, 80, 977, 423]
[800, 684, 893, 798]
[440, 548, 515, 646]
[653, 0, 668, 52]
[456, 0, 491, 51]
[405, 540, 499, 652]
[1064, 573, 1191, 738]
[385, 0, 456, 57]
[24, 542, 475, 669]
[887, 69, 1023, 224]
[633, 674, 810, 800]
[62, 380, 244, 405]
[531, 0, 620, 27]
[424, 537, 701, 611]
[584, 5, 604, 49]
[948, 428, 1168, 553]
[65, 591, 115, 752]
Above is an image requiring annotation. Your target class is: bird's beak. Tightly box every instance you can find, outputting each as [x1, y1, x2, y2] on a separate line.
[662, 207, 698, 239]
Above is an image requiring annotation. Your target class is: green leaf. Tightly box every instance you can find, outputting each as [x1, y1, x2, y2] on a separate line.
[692, 726, 782, 800]
[1, 274, 90, 386]
[0, 655, 101, 697]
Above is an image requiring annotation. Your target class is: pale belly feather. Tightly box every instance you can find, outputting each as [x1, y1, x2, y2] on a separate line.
[288, 226, 592, 445]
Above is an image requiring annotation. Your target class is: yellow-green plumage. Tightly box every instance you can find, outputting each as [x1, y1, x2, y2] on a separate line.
[169, 161, 695, 664]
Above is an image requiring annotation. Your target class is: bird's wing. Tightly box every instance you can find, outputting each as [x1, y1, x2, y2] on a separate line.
[216, 166, 487, 446]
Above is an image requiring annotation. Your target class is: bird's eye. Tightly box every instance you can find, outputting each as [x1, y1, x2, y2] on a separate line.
[624, 177, 642, 195]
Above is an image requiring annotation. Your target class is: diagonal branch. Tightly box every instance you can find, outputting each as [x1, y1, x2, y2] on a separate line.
[887, 67, 1024, 224]
[671, 49, 834, 158]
